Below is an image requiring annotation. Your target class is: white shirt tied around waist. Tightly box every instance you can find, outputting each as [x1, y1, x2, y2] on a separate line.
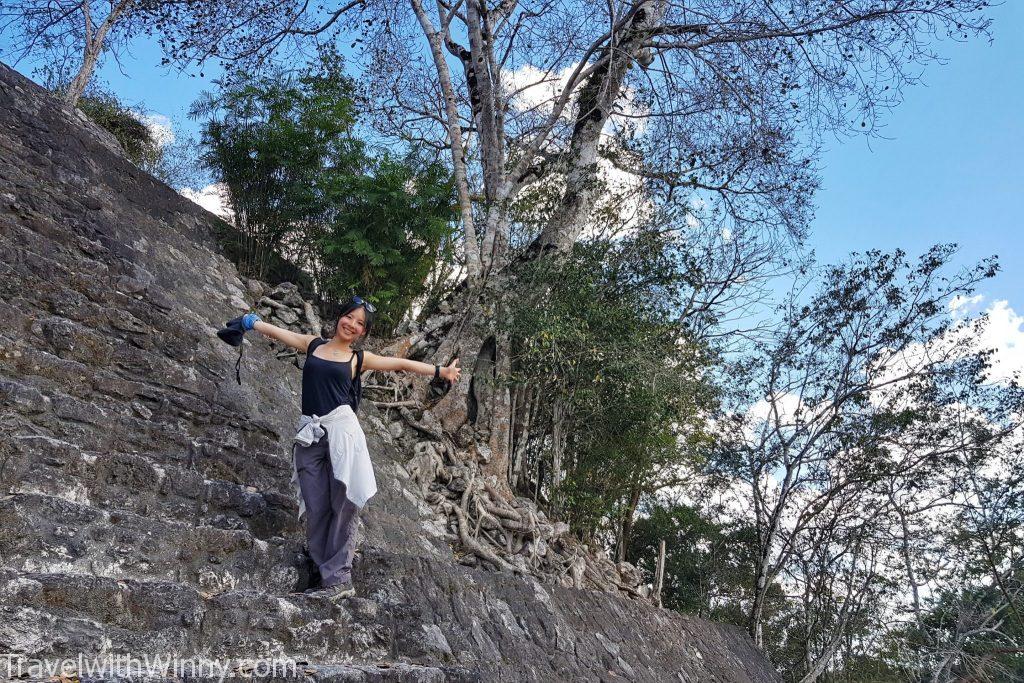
[291, 402, 377, 519]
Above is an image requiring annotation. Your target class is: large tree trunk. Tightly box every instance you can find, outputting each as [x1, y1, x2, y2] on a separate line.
[424, 270, 516, 496]
[529, 0, 667, 254]
[65, 36, 104, 107]
[405, 2, 669, 502]
[410, 0, 483, 282]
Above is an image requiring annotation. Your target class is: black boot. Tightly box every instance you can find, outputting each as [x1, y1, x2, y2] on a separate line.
[293, 548, 322, 594]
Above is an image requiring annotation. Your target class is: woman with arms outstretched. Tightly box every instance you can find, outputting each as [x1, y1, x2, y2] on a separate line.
[240, 296, 460, 601]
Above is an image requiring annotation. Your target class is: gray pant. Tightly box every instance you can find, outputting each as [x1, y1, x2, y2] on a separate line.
[293, 435, 361, 586]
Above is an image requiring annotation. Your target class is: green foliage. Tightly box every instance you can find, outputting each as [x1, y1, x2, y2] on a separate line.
[627, 502, 759, 617]
[208, 218, 318, 299]
[826, 654, 913, 683]
[77, 89, 159, 167]
[190, 47, 457, 333]
[314, 150, 458, 333]
[189, 47, 363, 281]
[499, 228, 720, 548]
[628, 500, 804, 673]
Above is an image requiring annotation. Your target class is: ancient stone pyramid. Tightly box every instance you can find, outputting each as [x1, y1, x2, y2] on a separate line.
[0, 61, 779, 682]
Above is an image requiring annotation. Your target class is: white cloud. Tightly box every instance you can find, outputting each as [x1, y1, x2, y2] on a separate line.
[925, 295, 1024, 383]
[135, 111, 175, 148]
[505, 63, 574, 116]
[746, 390, 805, 427]
[179, 183, 234, 222]
[864, 295, 1024, 414]
[949, 293, 984, 317]
[973, 298, 1024, 382]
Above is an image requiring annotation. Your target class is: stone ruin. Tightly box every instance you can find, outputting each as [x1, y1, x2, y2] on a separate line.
[0, 61, 779, 682]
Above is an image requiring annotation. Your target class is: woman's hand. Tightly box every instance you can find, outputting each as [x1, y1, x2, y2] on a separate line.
[440, 358, 461, 383]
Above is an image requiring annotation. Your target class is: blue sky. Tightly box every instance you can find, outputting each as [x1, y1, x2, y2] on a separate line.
[1, 3, 1021, 324]
[807, 1, 1022, 306]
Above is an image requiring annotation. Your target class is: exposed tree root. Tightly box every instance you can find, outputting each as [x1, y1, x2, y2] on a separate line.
[442, 499, 522, 573]
[366, 343, 653, 603]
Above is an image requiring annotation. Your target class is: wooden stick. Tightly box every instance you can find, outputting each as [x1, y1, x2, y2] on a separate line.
[654, 539, 666, 608]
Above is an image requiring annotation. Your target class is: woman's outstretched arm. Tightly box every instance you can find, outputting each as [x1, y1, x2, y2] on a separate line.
[251, 319, 318, 353]
[363, 351, 461, 382]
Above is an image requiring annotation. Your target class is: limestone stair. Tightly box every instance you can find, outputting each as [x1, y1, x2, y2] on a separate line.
[0, 58, 779, 683]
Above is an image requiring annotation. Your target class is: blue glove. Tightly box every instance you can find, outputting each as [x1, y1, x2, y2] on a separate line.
[242, 313, 261, 331]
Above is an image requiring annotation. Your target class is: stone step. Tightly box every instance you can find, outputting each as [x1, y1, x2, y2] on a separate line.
[2, 361, 289, 469]
[3, 433, 302, 539]
[254, 661, 481, 683]
[3, 548, 673, 683]
[0, 492, 307, 594]
[4, 433, 456, 563]
[0, 557, 496, 675]
[5, 548, 709, 682]
[0, 568, 393, 663]
[0, 657, 479, 683]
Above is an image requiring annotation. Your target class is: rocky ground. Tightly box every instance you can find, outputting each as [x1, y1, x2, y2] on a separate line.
[0, 61, 779, 682]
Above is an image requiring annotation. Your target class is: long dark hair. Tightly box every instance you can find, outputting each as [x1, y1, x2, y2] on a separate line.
[328, 296, 376, 343]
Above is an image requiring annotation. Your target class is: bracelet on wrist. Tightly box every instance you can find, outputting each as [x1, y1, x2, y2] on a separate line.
[242, 312, 261, 331]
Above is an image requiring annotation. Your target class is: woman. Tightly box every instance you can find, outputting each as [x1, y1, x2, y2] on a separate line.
[240, 295, 460, 601]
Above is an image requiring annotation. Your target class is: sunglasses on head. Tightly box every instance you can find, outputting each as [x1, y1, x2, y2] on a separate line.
[352, 295, 376, 313]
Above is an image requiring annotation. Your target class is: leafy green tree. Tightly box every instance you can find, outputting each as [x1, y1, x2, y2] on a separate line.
[499, 228, 720, 558]
[308, 150, 458, 334]
[627, 501, 760, 617]
[189, 47, 363, 283]
[826, 652, 911, 683]
[190, 47, 457, 332]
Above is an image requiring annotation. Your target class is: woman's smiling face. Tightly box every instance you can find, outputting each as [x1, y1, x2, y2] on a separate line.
[335, 307, 367, 341]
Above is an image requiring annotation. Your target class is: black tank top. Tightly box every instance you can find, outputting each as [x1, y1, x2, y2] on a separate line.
[301, 337, 363, 416]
